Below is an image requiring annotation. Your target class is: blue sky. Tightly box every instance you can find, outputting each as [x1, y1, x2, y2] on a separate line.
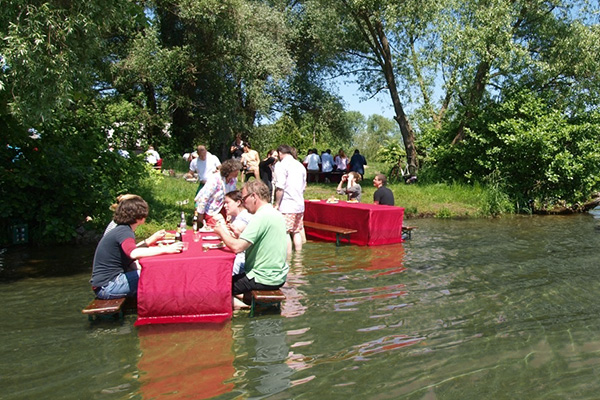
[334, 78, 395, 120]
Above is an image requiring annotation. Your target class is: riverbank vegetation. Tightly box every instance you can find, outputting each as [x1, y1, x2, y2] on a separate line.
[133, 161, 511, 240]
[2, 1, 600, 244]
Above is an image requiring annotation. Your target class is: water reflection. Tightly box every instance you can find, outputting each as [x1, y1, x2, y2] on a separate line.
[3, 214, 600, 399]
[281, 252, 308, 318]
[137, 323, 235, 399]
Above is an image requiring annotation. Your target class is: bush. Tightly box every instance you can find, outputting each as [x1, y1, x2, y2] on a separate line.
[419, 90, 600, 209]
[1, 111, 150, 244]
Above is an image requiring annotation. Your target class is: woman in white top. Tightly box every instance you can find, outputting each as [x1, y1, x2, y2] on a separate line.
[223, 190, 252, 275]
[334, 149, 348, 172]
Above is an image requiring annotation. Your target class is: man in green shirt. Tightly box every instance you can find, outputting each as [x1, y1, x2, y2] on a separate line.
[214, 180, 289, 307]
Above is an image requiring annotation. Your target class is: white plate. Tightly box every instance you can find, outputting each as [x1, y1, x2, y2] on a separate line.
[203, 235, 220, 241]
[157, 239, 176, 245]
[198, 227, 214, 233]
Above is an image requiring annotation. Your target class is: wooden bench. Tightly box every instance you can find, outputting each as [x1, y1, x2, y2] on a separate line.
[303, 220, 358, 246]
[82, 297, 126, 321]
[248, 289, 286, 317]
[402, 226, 417, 240]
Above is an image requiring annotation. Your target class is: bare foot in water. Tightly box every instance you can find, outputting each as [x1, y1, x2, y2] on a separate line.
[233, 296, 250, 310]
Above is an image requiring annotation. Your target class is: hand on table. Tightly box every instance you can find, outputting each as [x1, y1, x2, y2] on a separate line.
[164, 242, 185, 253]
[143, 229, 166, 246]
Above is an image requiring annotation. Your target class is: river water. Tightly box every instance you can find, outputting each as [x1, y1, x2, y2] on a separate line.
[1, 214, 600, 399]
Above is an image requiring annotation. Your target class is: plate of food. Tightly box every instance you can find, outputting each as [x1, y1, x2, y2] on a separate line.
[309, 199, 321, 202]
[157, 239, 176, 246]
[203, 235, 220, 241]
[347, 199, 359, 203]
[198, 227, 214, 233]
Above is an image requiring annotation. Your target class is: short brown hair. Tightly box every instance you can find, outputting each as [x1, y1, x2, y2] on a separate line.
[375, 174, 387, 186]
[110, 193, 142, 212]
[114, 197, 149, 225]
[243, 180, 270, 202]
[348, 171, 362, 182]
[220, 159, 242, 177]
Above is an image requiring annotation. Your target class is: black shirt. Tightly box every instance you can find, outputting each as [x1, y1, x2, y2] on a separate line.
[373, 186, 395, 206]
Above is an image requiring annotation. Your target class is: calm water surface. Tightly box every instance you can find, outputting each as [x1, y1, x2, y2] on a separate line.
[1, 214, 600, 399]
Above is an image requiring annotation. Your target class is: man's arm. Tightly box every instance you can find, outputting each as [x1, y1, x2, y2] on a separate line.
[214, 224, 251, 253]
[274, 188, 284, 209]
[130, 242, 183, 259]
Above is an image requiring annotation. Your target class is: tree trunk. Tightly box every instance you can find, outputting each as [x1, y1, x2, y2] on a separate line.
[452, 60, 490, 145]
[367, 15, 419, 175]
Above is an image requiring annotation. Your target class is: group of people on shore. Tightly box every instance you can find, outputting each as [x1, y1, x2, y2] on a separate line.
[90, 140, 396, 310]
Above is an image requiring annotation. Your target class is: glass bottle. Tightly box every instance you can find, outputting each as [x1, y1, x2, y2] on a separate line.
[180, 211, 187, 234]
[192, 211, 199, 233]
[175, 227, 182, 241]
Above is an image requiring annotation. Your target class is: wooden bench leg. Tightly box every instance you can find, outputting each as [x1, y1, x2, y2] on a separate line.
[335, 233, 341, 246]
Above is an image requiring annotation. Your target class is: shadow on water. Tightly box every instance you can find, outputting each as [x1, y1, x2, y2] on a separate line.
[0, 243, 95, 282]
[2, 213, 600, 399]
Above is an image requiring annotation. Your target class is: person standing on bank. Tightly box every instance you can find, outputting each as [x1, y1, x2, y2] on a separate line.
[373, 174, 395, 206]
[194, 158, 242, 227]
[230, 134, 244, 159]
[349, 149, 367, 178]
[90, 197, 184, 299]
[188, 145, 221, 193]
[259, 149, 278, 197]
[213, 181, 289, 309]
[274, 144, 307, 255]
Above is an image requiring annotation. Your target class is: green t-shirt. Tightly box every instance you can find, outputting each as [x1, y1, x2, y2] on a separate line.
[240, 204, 289, 286]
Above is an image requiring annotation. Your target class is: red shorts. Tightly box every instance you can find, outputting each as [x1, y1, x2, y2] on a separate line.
[283, 213, 304, 233]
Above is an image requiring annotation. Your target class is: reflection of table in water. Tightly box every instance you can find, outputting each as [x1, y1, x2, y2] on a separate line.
[138, 323, 234, 399]
[135, 232, 235, 326]
[303, 200, 405, 246]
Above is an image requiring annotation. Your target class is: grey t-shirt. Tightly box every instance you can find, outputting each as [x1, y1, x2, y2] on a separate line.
[90, 224, 135, 287]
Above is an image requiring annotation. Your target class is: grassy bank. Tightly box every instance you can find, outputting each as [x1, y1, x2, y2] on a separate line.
[134, 162, 505, 238]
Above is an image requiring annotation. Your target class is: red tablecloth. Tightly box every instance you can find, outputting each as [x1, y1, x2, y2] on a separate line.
[135, 232, 235, 326]
[303, 200, 404, 246]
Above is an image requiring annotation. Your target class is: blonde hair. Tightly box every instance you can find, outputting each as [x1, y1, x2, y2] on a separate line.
[110, 194, 142, 212]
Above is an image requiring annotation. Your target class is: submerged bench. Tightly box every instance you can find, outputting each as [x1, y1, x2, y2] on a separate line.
[248, 289, 286, 317]
[402, 226, 417, 240]
[82, 297, 126, 321]
[303, 220, 358, 246]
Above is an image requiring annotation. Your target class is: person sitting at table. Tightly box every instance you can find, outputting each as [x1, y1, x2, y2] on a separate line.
[213, 181, 288, 310]
[195, 158, 242, 227]
[373, 174, 395, 206]
[223, 190, 253, 276]
[90, 196, 184, 299]
[334, 149, 349, 172]
[104, 194, 168, 246]
[336, 171, 362, 202]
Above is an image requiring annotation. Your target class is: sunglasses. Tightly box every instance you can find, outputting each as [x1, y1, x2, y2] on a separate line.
[241, 192, 254, 203]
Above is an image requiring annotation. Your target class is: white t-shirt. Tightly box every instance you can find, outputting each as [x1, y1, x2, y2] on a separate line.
[304, 153, 321, 170]
[189, 153, 221, 182]
[274, 155, 306, 213]
[145, 149, 160, 164]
